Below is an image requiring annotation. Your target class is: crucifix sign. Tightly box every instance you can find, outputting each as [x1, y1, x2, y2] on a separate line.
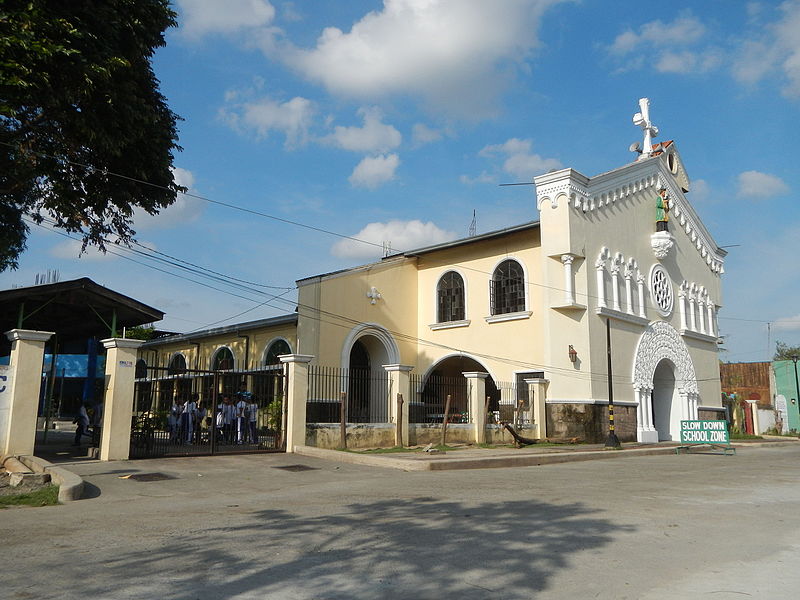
[632, 97, 658, 160]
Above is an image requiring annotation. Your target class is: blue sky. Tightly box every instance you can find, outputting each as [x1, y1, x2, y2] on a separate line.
[3, 0, 799, 362]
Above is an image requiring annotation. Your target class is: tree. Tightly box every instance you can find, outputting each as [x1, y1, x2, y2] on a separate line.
[774, 341, 800, 361]
[125, 324, 156, 341]
[0, 0, 184, 271]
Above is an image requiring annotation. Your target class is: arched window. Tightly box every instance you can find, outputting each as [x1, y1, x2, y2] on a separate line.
[264, 339, 291, 366]
[212, 347, 235, 371]
[437, 271, 465, 323]
[167, 353, 187, 375]
[490, 259, 525, 315]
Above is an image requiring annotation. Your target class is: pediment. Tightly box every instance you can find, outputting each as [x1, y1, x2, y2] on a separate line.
[652, 140, 690, 193]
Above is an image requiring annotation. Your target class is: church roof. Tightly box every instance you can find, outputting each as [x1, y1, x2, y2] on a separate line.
[384, 220, 540, 259]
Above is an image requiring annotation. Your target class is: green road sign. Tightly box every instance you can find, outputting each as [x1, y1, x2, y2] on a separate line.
[679, 420, 729, 444]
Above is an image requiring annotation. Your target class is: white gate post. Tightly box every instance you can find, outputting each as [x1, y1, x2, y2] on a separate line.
[384, 364, 413, 446]
[463, 372, 488, 444]
[279, 354, 314, 452]
[1, 329, 53, 456]
[527, 378, 549, 439]
[99, 338, 145, 461]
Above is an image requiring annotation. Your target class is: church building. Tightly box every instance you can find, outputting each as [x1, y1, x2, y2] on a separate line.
[141, 98, 725, 447]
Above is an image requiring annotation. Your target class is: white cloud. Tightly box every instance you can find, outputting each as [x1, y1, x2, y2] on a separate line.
[460, 172, 495, 185]
[774, 313, 800, 331]
[610, 13, 706, 55]
[49, 238, 120, 262]
[479, 138, 561, 179]
[279, 0, 563, 115]
[689, 178, 712, 203]
[176, 0, 275, 38]
[736, 170, 789, 199]
[322, 107, 401, 153]
[732, 1, 800, 97]
[608, 13, 722, 75]
[221, 95, 315, 147]
[331, 219, 457, 259]
[412, 123, 443, 146]
[348, 154, 400, 189]
[133, 167, 204, 231]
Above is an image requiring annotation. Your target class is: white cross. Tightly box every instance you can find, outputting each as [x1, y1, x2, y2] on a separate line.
[632, 97, 658, 160]
[366, 286, 381, 305]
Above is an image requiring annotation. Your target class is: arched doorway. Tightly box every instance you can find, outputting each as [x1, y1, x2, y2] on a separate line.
[341, 324, 399, 423]
[652, 359, 678, 441]
[415, 355, 499, 423]
[632, 321, 699, 443]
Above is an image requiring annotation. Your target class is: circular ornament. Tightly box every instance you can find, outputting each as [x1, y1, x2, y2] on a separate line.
[649, 264, 673, 317]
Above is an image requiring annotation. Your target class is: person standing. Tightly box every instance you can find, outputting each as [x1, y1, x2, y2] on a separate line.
[73, 402, 91, 446]
[248, 397, 259, 445]
[235, 393, 249, 444]
[181, 395, 197, 444]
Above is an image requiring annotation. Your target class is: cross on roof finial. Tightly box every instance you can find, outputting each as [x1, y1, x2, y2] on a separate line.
[632, 97, 658, 160]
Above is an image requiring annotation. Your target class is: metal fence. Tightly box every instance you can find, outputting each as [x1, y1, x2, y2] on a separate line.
[409, 373, 469, 423]
[307, 365, 390, 424]
[494, 380, 523, 425]
[131, 366, 285, 458]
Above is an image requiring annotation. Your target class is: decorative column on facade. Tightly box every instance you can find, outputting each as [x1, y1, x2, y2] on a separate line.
[611, 254, 623, 312]
[99, 338, 145, 461]
[595, 253, 607, 309]
[678, 282, 688, 331]
[463, 372, 489, 444]
[561, 254, 576, 304]
[279, 354, 314, 452]
[0, 329, 54, 456]
[635, 385, 658, 443]
[688, 284, 698, 332]
[697, 289, 707, 335]
[636, 272, 647, 318]
[384, 364, 413, 447]
[624, 260, 634, 315]
[526, 378, 549, 439]
[707, 302, 716, 337]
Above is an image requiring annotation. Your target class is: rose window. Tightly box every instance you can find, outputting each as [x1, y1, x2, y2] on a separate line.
[649, 264, 673, 317]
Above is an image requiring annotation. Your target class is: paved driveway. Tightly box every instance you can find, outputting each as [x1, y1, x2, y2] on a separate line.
[3, 445, 799, 599]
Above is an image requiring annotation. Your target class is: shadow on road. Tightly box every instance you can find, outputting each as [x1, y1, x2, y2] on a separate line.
[76, 496, 632, 599]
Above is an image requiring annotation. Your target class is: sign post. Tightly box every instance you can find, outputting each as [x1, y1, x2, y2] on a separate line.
[676, 420, 735, 455]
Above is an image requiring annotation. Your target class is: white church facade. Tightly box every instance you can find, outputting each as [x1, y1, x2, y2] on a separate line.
[142, 99, 725, 446]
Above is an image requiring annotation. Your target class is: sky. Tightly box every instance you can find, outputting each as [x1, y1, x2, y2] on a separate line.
[2, 0, 800, 363]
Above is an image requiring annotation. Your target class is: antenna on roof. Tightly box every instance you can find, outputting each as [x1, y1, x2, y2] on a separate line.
[468, 210, 476, 237]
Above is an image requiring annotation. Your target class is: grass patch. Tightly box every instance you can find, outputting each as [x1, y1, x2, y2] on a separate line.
[730, 433, 763, 440]
[0, 485, 59, 508]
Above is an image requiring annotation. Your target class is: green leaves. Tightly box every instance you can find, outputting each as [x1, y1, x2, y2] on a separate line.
[0, 0, 184, 271]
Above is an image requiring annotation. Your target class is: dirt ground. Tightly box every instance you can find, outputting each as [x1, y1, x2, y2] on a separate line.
[0, 469, 52, 498]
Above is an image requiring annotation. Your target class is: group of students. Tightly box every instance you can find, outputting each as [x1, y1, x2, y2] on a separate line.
[215, 393, 260, 445]
[166, 392, 260, 446]
[167, 393, 206, 444]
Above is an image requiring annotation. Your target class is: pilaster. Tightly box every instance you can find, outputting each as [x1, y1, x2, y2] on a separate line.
[384, 364, 413, 446]
[99, 338, 145, 461]
[279, 354, 314, 452]
[463, 372, 488, 444]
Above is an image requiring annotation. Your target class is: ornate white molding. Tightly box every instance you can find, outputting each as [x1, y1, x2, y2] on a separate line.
[650, 231, 675, 259]
[596, 306, 649, 327]
[485, 311, 532, 324]
[429, 320, 471, 331]
[632, 321, 698, 395]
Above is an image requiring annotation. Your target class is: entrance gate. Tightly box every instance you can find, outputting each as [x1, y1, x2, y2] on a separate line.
[131, 365, 285, 458]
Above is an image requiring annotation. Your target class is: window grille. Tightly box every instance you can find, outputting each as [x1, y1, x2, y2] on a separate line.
[437, 271, 465, 322]
[490, 260, 525, 315]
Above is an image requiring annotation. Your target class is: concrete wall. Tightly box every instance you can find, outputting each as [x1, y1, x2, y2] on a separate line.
[546, 403, 638, 443]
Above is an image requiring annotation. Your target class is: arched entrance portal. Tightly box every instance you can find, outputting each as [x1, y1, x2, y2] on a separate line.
[342, 324, 399, 423]
[652, 359, 679, 441]
[632, 322, 699, 443]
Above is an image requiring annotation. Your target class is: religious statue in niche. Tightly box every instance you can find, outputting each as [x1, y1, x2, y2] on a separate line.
[655, 188, 670, 232]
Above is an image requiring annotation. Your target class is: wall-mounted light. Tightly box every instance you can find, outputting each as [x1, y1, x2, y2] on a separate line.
[568, 345, 578, 363]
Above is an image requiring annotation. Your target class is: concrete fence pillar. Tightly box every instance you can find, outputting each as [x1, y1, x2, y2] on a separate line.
[384, 364, 413, 446]
[279, 354, 314, 452]
[463, 372, 488, 444]
[0, 329, 54, 456]
[99, 338, 145, 461]
[526, 378, 549, 440]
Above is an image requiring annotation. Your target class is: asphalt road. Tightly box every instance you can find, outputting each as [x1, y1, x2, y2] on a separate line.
[2, 444, 799, 599]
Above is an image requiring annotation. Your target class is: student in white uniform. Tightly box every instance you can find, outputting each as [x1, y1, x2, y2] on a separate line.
[247, 398, 259, 445]
[235, 393, 249, 444]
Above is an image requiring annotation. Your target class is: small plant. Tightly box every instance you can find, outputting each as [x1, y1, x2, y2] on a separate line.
[265, 399, 282, 432]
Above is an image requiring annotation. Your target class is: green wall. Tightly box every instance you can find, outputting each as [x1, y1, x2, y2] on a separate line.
[773, 360, 800, 432]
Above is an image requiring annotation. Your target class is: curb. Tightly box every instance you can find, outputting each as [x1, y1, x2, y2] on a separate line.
[293, 444, 684, 471]
[16, 455, 84, 503]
